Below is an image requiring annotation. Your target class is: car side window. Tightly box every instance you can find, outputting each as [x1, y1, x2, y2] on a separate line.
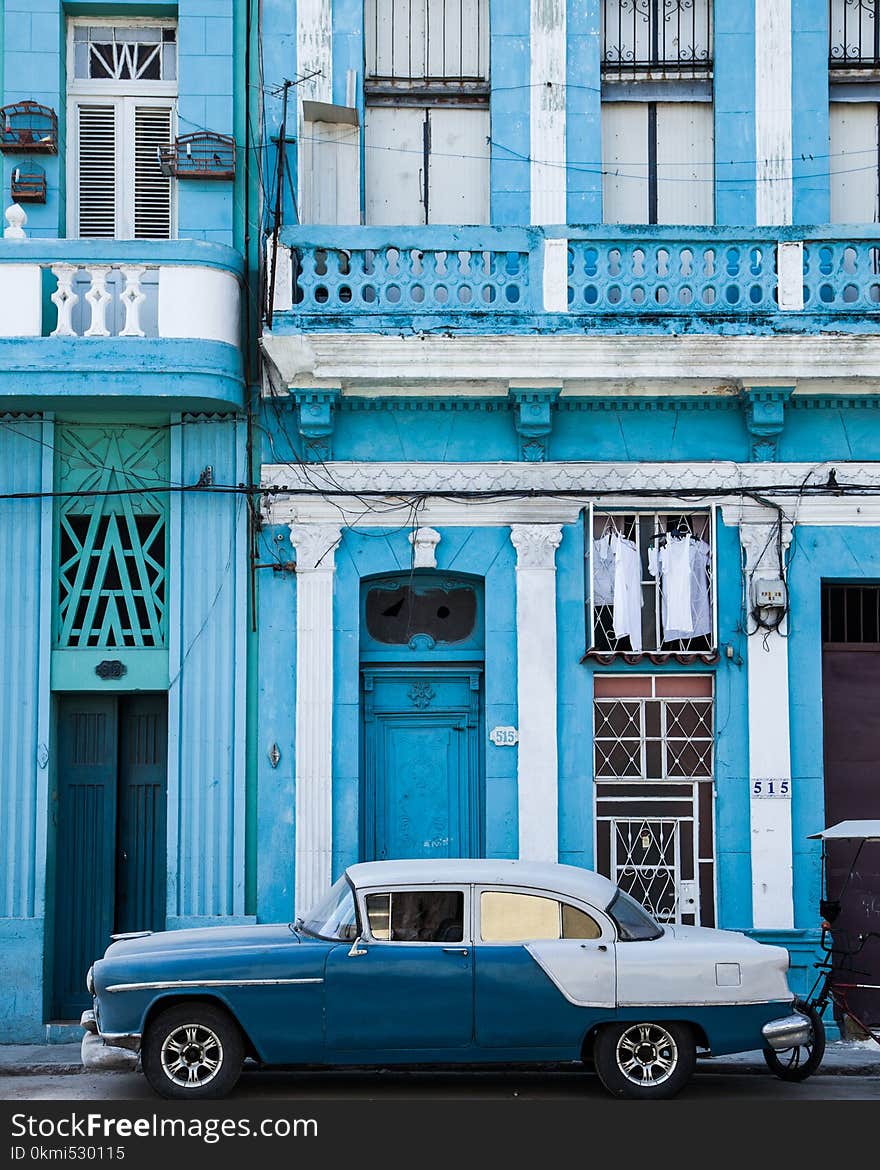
[365, 890, 465, 943]
[480, 891, 602, 942]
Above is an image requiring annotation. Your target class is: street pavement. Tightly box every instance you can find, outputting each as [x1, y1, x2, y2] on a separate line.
[1, 1041, 878, 1100]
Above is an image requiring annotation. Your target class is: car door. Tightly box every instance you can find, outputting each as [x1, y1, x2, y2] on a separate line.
[323, 885, 474, 1054]
[474, 887, 617, 1052]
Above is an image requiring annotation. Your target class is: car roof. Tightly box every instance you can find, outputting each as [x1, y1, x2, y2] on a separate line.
[345, 859, 619, 907]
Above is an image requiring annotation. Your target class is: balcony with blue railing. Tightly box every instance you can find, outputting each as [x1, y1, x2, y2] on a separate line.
[267, 224, 880, 337]
[0, 206, 245, 409]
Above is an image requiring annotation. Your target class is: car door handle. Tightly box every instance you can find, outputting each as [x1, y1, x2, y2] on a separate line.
[442, 947, 469, 956]
[583, 944, 608, 952]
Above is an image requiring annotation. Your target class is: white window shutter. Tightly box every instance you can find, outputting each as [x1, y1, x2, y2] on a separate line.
[133, 105, 173, 239]
[77, 104, 117, 237]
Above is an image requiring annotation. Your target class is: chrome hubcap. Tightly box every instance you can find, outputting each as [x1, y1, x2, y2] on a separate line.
[616, 1024, 678, 1086]
[160, 1024, 223, 1088]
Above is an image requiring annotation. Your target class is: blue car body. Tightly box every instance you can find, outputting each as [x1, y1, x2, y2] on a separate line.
[86, 859, 800, 1074]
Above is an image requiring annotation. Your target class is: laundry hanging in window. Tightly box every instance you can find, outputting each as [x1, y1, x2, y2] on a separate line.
[593, 532, 643, 652]
[648, 533, 711, 642]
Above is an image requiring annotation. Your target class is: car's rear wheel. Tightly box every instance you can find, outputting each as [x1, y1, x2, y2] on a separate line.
[594, 1021, 696, 1099]
[762, 1001, 825, 1082]
[142, 1002, 244, 1100]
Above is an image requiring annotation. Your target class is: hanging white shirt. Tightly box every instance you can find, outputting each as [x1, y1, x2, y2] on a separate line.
[649, 535, 712, 642]
[612, 534, 643, 652]
[592, 535, 616, 606]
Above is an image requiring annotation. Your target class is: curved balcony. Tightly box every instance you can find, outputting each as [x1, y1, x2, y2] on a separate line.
[0, 235, 245, 410]
[268, 224, 880, 337]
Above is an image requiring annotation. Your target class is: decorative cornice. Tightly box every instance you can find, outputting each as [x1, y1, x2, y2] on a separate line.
[340, 397, 509, 413]
[738, 519, 794, 573]
[262, 331, 880, 390]
[288, 523, 342, 572]
[510, 523, 563, 569]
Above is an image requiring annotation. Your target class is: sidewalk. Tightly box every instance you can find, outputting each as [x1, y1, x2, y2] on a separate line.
[1, 1040, 878, 1077]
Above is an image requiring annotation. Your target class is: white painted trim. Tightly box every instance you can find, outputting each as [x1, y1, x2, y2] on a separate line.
[755, 0, 793, 225]
[290, 523, 341, 916]
[530, 0, 567, 225]
[511, 524, 563, 862]
[777, 242, 804, 310]
[740, 520, 794, 929]
[296, 0, 334, 216]
[543, 238, 570, 312]
[261, 331, 880, 389]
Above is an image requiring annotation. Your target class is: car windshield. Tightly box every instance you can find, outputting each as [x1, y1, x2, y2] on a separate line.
[299, 875, 360, 941]
[606, 888, 663, 941]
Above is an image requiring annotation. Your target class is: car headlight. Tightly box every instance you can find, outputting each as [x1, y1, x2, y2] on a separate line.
[86, 966, 95, 996]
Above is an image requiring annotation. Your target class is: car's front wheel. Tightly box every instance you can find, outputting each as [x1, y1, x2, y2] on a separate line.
[594, 1021, 696, 1099]
[142, 1002, 244, 1099]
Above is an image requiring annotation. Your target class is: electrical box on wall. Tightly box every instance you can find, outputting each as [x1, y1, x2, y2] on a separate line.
[754, 578, 786, 608]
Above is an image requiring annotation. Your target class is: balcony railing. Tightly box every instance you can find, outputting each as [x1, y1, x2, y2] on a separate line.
[830, 0, 880, 69]
[269, 225, 880, 333]
[602, 0, 712, 77]
[0, 224, 242, 344]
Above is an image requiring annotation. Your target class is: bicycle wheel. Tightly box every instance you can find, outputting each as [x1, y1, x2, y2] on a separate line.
[763, 1001, 826, 1082]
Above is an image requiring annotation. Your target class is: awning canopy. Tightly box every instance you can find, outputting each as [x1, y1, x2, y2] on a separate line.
[807, 820, 880, 842]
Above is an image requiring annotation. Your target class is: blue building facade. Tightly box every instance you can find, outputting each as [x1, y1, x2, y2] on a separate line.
[3, 0, 880, 1044]
[0, 1, 255, 1040]
[258, 0, 880, 1010]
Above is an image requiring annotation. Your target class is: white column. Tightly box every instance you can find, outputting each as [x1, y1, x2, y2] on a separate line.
[755, 0, 792, 225]
[510, 523, 563, 862]
[530, 0, 567, 225]
[741, 519, 794, 929]
[290, 523, 341, 915]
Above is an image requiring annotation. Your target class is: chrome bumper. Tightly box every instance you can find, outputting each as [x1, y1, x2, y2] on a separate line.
[80, 1010, 140, 1072]
[762, 1011, 813, 1051]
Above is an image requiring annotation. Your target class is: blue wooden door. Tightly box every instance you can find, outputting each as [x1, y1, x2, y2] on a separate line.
[362, 669, 482, 861]
[52, 694, 167, 1019]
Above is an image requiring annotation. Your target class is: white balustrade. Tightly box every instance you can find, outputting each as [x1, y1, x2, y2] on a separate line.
[119, 266, 147, 337]
[50, 264, 79, 337]
[84, 265, 113, 337]
[4, 203, 27, 239]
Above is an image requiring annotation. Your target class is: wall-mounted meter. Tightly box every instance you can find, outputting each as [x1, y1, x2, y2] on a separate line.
[754, 578, 786, 608]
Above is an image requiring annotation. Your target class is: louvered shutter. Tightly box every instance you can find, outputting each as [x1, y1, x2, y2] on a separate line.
[133, 105, 173, 239]
[77, 104, 117, 237]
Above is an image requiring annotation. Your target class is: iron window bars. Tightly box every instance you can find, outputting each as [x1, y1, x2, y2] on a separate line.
[830, 0, 880, 69]
[584, 505, 718, 661]
[364, 0, 490, 102]
[601, 0, 713, 77]
[71, 23, 177, 84]
[822, 584, 880, 644]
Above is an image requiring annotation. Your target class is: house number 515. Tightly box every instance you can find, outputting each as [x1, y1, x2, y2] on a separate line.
[752, 779, 791, 798]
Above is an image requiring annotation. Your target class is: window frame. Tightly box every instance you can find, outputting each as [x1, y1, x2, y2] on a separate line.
[584, 502, 718, 659]
[357, 884, 470, 946]
[474, 885, 614, 945]
[67, 17, 179, 99]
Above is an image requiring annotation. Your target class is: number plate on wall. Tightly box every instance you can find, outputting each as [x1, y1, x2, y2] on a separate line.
[751, 779, 791, 798]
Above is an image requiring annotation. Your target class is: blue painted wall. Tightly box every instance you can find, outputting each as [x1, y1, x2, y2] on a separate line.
[792, 0, 830, 226]
[1, 0, 239, 244]
[566, 0, 601, 224]
[713, 0, 756, 225]
[490, 0, 531, 225]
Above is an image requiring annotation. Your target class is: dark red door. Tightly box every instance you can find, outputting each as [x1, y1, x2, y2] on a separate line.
[822, 643, 880, 1030]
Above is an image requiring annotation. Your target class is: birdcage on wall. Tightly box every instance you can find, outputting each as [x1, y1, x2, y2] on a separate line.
[157, 131, 236, 180]
[10, 163, 47, 202]
[0, 101, 58, 153]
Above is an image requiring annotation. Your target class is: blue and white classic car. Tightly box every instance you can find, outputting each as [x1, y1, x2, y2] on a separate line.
[82, 859, 812, 1099]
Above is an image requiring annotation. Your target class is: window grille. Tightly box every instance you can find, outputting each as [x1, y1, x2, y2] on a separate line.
[593, 674, 714, 781]
[54, 426, 169, 651]
[585, 507, 717, 659]
[601, 0, 713, 77]
[822, 584, 880, 643]
[365, 0, 489, 99]
[72, 24, 177, 84]
[830, 0, 880, 69]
